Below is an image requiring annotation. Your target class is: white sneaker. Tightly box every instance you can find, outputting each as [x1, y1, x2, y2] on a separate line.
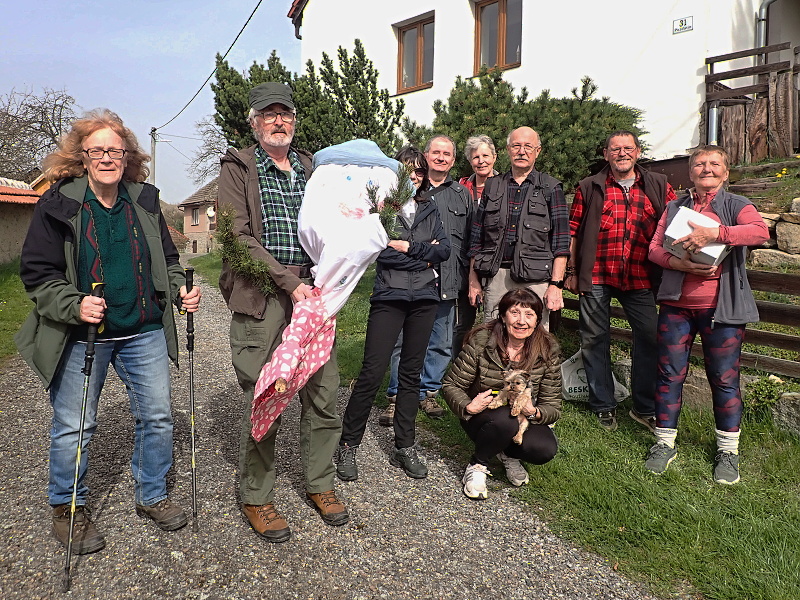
[498, 452, 529, 486]
[462, 463, 491, 500]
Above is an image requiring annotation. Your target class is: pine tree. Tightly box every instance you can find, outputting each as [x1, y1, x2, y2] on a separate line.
[206, 42, 404, 156]
[404, 71, 645, 188]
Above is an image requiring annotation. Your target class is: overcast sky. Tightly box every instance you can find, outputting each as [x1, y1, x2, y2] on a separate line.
[2, 0, 300, 203]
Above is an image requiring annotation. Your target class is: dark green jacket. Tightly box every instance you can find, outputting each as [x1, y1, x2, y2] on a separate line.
[15, 175, 185, 388]
[442, 329, 562, 423]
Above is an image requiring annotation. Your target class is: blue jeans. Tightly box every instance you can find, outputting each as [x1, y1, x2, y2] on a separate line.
[387, 299, 455, 397]
[579, 284, 657, 415]
[48, 329, 174, 506]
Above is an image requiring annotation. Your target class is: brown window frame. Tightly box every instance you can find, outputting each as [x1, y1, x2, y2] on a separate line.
[474, 0, 522, 75]
[396, 17, 435, 95]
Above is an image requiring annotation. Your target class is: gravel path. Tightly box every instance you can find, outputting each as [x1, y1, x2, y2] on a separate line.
[0, 269, 661, 600]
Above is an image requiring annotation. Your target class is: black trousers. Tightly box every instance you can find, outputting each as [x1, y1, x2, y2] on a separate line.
[461, 406, 558, 467]
[341, 299, 438, 449]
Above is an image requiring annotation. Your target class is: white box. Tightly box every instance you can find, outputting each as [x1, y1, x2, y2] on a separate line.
[663, 206, 731, 266]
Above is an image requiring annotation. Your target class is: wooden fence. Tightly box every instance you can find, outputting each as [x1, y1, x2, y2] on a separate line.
[705, 42, 797, 164]
[555, 270, 800, 379]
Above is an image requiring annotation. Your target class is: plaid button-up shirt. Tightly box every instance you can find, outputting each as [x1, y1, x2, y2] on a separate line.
[254, 145, 311, 266]
[569, 171, 676, 290]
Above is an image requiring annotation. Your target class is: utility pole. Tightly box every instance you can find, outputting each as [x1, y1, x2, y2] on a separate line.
[150, 127, 157, 185]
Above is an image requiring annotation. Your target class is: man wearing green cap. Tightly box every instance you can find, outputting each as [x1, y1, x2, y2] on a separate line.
[219, 82, 348, 543]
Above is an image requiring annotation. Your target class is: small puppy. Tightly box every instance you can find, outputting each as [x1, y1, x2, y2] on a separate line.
[486, 369, 533, 444]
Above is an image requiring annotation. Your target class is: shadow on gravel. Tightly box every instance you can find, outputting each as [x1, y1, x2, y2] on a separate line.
[207, 383, 245, 467]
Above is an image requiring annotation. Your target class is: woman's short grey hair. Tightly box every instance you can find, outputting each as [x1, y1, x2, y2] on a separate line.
[464, 135, 497, 161]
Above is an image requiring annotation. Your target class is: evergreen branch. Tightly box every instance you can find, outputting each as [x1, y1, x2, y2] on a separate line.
[366, 163, 413, 240]
[215, 204, 277, 296]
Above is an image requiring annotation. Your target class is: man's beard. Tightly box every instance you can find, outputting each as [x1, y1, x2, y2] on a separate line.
[259, 127, 293, 148]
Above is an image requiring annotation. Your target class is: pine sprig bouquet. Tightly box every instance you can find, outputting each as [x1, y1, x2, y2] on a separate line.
[366, 162, 413, 240]
[215, 204, 277, 296]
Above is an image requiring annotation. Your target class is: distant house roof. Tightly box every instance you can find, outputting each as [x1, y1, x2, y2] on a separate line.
[0, 177, 34, 190]
[0, 184, 39, 205]
[287, 0, 309, 39]
[179, 178, 218, 208]
[167, 225, 189, 247]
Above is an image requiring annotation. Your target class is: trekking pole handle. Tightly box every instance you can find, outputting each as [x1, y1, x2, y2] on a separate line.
[82, 283, 105, 375]
[185, 268, 194, 352]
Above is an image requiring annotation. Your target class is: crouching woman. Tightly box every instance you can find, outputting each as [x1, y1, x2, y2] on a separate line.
[442, 288, 561, 499]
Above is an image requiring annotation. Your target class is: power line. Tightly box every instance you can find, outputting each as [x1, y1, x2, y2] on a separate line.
[162, 140, 193, 162]
[159, 132, 204, 141]
[154, 0, 264, 131]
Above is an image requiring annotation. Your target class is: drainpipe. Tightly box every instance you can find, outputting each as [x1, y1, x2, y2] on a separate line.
[756, 0, 779, 65]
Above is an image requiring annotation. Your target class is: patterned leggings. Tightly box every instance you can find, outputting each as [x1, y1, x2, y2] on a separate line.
[655, 304, 744, 432]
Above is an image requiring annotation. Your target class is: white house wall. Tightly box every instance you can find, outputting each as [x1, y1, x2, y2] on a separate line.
[298, 0, 775, 160]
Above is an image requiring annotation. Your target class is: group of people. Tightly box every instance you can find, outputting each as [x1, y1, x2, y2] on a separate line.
[16, 79, 768, 554]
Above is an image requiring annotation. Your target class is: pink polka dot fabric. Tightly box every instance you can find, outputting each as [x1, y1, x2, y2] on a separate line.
[251, 295, 336, 441]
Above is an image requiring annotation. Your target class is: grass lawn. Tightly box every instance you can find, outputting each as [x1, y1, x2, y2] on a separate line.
[0, 259, 33, 358]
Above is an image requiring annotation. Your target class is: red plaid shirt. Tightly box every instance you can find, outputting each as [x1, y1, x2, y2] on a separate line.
[570, 171, 676, 290]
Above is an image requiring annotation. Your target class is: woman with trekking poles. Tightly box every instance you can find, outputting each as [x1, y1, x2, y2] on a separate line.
[15, 109, 201, 558]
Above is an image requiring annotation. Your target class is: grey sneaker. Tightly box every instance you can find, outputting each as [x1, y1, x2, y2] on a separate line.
[629, 409, 657, 433]
[462, 463, 491, 500]
[645, 443, 677, 474]
[420, 392, 445, 418]
[713, 451, 740, 485]
[498, 452, 529, 486]
[390, 445, 428, 479]
[335, 444, 359, 481]
[378, 395, 396, 427]
[597, 411, 618, 431]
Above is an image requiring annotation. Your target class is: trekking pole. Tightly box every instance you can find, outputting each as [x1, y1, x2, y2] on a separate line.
[185, 267, 198, 531]
[63, 282, 105, 593]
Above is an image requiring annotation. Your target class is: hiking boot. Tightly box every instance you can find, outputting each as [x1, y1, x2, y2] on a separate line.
[335, 444, 359, 481]
[242, 503, 290, 543]
[135, 498, 188, 531]
[307, 490, 349, 526]
[462, 463, 491, 500]
[645, 443, 677, 474]
[629, 409, 657, 433]
[420, 391, 445, 419]
[597, 410, 618, 432]
[390, 445, 428, 479]
[52, 504, 105, 555]
[498, 451, 529, 486]
[378, 395, 396, 427]
[713, 451, 740, 485]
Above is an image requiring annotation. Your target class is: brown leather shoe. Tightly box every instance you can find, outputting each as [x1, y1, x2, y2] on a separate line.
[136, 498, 188, 531]
[52, 504, 105, 555]
[307, 490, 349, 526]
[242, 503, 291, 542]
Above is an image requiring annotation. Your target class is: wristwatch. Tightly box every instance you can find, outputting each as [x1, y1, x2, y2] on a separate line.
[549, 279, 564, 289]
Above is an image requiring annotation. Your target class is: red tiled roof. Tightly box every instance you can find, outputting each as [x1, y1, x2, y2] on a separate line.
[167, 225, 189, 243]
[0, 185, 39, 205]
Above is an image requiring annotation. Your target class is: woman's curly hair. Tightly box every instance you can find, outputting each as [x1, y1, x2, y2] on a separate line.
[42, 108, 150, 183]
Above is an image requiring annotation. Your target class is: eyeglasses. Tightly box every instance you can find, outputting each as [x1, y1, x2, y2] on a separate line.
[83, 148, 126, 160]
[508, 143, 540, 154]
[412, 168, 426, 178]
[256, 111, 296, 124]
[607, 146, 638, 155]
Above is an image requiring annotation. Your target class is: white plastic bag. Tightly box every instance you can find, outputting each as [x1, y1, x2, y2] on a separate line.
[561, 350, 629, 403]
